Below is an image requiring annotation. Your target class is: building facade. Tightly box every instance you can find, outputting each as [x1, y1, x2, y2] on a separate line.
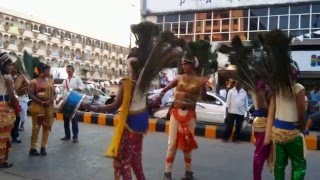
[141, 0, 320, 85]
[0, 7, 129, 81]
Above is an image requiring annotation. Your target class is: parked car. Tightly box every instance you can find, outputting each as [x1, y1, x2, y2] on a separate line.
[153, 92, 228, 124]
[153, 91, 253, 126]
[87, 87, 112, 105]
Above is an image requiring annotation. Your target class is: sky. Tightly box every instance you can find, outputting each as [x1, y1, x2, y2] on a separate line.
[0, 0, 141, 47]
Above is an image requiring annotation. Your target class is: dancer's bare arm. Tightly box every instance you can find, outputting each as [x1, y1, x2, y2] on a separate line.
[296, 89, 306, 132]
[264, 96, 276, 145]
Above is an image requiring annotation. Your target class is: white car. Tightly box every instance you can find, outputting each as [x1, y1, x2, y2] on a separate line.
[88, 87, 112, 105]
[153, 92, 228, 124]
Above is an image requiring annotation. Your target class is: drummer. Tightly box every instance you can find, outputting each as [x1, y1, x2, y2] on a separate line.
[59, 65, 85, 143]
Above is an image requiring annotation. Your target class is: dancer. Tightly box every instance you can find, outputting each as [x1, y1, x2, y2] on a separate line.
[263, 30, 307, 180]
[250, 82, 272, 180]
[28, 62, 56, 156]
[216, 34, 275, 179]
[0, 52, 19, 168]
[13, 58, 30, 134]
[158, 52, 211, 180]
[83, 22, 185, 180]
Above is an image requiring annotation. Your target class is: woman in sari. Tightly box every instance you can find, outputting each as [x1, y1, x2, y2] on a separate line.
[0, 52, 19, 168]
[28, 63, 56, 156]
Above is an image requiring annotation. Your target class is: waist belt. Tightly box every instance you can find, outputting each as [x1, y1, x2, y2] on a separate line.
[253, 109, 267, 117]
[0, 95, 9, 101]
[274, 119, 298, 130]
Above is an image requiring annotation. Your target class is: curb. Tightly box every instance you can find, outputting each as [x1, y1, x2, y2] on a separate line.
[55, 112, 320, 151]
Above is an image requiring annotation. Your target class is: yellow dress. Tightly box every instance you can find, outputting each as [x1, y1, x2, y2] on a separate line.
[105, 78, 132, 158]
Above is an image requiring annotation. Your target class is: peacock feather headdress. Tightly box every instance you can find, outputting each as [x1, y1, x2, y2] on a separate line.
[186, 40, 218, 76]
[23, 50, 40, 79]
[131, 21, 186, 93]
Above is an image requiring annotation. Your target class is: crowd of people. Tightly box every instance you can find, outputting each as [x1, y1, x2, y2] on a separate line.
[0, 23, 318, 180]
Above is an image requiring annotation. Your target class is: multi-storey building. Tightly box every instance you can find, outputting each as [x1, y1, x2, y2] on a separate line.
[141, 0, 320, 85]
[0, 7, 129, 81]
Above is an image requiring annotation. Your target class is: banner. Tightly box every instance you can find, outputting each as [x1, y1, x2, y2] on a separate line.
[142, 0, 313, 14]
[291, 51, 320, 71]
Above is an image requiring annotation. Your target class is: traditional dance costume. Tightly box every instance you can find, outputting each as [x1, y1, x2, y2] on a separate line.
[251, 92, 272, 180]
[272, 83, 306, 180]
[106, 78, 148, 180]
[0, 80, 16, 162]
[165, 75, 203, 174]
[30, 78, 54, 151]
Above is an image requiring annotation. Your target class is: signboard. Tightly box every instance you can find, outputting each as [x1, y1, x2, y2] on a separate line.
[291, 51, 320, 72]
[142, 0, 313, 14]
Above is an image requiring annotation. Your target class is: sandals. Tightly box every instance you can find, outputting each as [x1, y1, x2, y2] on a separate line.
[0, 162, 13, 168]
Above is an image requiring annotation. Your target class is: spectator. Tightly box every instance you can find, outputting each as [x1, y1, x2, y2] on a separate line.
[222, 80, 248, 142]
[160, 72, 170, 88]
[219, 84, 227, 99]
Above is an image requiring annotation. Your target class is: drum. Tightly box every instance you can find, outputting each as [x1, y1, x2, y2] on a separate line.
[58, 91, 85, 120]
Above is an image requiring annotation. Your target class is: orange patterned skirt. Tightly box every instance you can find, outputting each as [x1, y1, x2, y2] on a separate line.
[0, 100, 16, 161]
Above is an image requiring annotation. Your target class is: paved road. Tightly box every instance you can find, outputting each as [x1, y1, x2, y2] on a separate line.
[0, 117, 319, 180]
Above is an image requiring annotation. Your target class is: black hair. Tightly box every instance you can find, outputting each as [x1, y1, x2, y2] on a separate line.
[0, 59, 13, 75]
[127, 47, 140, 75]
[38, 62, 51, 75]
[66, 65, 74, 71]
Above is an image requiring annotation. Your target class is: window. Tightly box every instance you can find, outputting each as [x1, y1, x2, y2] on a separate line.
[187, 22, 194, 34]
[165, 15, 179, 22]
[214, 11, 229, 19]
[279, 16, 289, 29]
[290, 15, 299, 29]
[301, 15, 310, 29]
[269, 16, 278, 30]
[241, 18, 249, 31]
[172, 23, 179, 34]
[205, 20, 211, 33]
[221, 19, 229, 32]
[312, 3, 320, 13]
[249, 17, 258, 30]
[290, 4, 310, 14]
[180, 13, 194, 21]
[180, 22, 187, 34]
[250, 8, 268, 17]
[312, 15, 320, 28]
[259, 17, 268, 30]
[231, 9, 248, 18]
[270, 6, 288, 15]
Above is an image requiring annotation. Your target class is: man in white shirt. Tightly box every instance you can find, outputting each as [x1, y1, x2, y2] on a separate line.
[222, 80, 248, 142]
[60, 65, 85, 143]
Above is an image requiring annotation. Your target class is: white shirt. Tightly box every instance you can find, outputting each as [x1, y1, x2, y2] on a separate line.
[61, 75, 85, 96]
[219, 89, 227, 99]
[226, 87, 248, 116]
